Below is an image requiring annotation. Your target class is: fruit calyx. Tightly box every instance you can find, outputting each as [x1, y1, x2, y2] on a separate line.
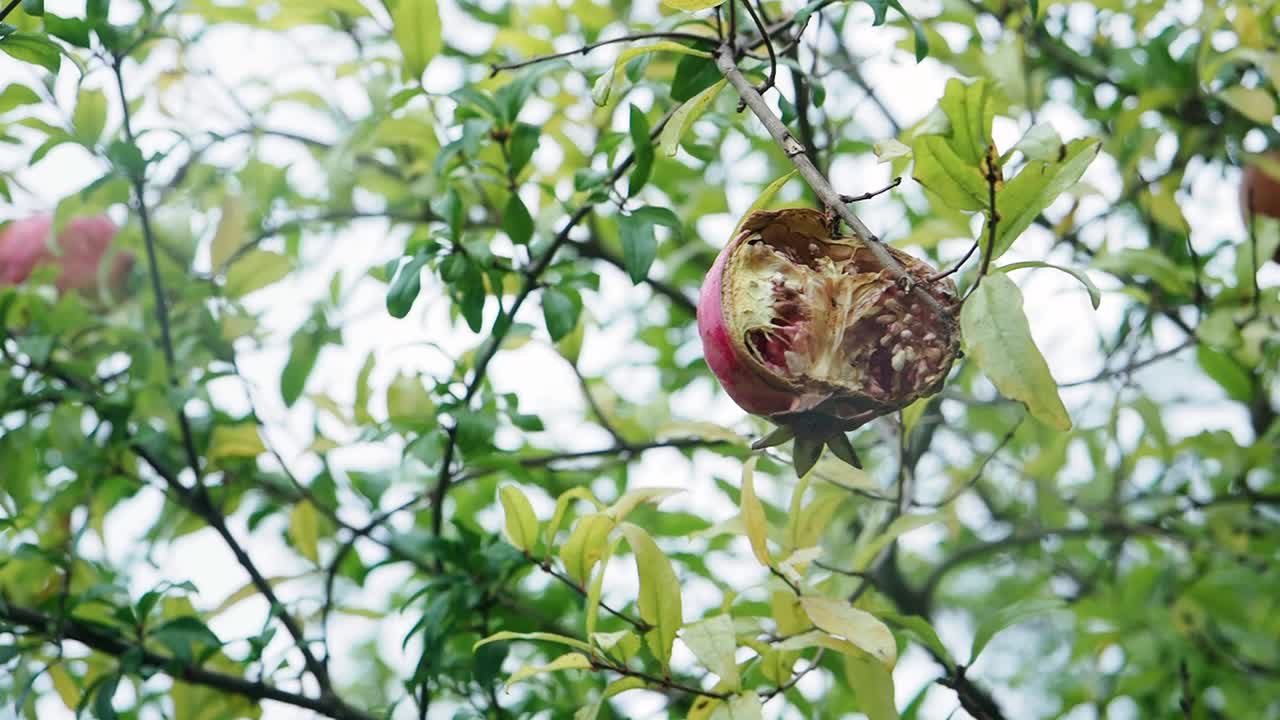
[698, 207, 960, 475]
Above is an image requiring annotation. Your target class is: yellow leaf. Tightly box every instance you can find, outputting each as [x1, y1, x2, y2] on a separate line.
[658, 78, 727, 155]
[681, 615, 740, 690]
[505, 652, 592, 687]
[1220, 86, 1277, 125]
[739, 458, 771, 567]
[592, 42, 713, 106]
[560, 513, 614, 584]
[210, 193, 247, 269]
[47, 664, 80, 710]
[620, 523, 683, 671]
[606, 487, 682, 522]
[288, 501, 320, 564]
[661, 0, 727, 10]
[799, 596, 897, 667]
[224, 249, 291, 297]
[733, 170, 799, 237]
[206, 423, 266, 466]
[498, 485, 540, 551]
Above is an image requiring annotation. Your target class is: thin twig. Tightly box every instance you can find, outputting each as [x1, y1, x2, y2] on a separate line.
[489, 32, 716, 75]
[1059, 339, 1194, 388]
[914, 419, 1022, 509]
[928, 238, 980, 283]
[840, 176, 901, 203]
[738, 0, 777, 98]
[111, 56, 204, 486]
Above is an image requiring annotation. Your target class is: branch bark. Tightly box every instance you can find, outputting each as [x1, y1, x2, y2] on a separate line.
[712, 45, 952, 323]
[0, 602, 374, 720]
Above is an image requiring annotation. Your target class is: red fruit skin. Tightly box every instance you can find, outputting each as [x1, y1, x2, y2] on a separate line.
[1241, 153, 1280, 223]
[0, 214, 133, 296]
[697, 232, 798, 417]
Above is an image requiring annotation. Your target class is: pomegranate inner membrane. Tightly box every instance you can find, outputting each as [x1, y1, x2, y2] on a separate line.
[726, 231, 950, 403]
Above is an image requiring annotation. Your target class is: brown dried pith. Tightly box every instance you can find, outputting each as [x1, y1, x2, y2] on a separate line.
[698, 208, 961, 470]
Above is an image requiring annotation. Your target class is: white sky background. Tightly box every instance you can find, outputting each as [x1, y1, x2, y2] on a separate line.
[1, 0, 1274, 718]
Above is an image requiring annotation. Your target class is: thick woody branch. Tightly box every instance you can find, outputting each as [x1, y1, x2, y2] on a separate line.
[0, 602, 374, 720]
[713, 45, 951, 322]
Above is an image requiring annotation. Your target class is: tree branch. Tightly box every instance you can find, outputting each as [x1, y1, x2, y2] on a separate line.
[713, 45, 952, 323]
[0, 602, 374, 720]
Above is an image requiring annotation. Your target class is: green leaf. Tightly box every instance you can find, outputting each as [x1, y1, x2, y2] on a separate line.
[620, 523, 683, 670]
[541, 286, 580, 342]
[661, 0, 727, 9]
[225, 250, 291, 297]
[592, 42, 712, 106]
[843, 651, 899, 720]
[281, 318, 326, 407]
[386, 0, 442, 82]
[961, 273, 1071, 430]
[45, 13, 91, 49]
[93, 673, 119, 720]
[887, 0, 928, 62]
[990, 138, 1101, 260]
[618, 212, 657, 284]
[508, 122, 540, 176]
[658, 78, 726, 156]
[289, 501, 321, 563]
[150, 616, 223, 663]
[998, 261, 1100, 310]
[936, 78, 995, 165]
[0, 84, 40, 114]
[22, 0, 44, 15]
[210, 193, 248, 269]
[1009, 123, 1063, 163]
[799, 596, 897, 667]
[880, 612, 953, 670]
[1196, 346, 1253, 403]
[969, 598, 1067, 662]
[386, 372, 435, 422]
[740, 457, 771, 567]
[503, 193, 534, 245]
[0, 32, 61, 74]
[1090, 248, 1193, 295]
[1220, 86, 1277, 125]
[681, 615, 740, 690]
[671, 53, 721, 102]
[498, 485, 539, 551]
[874, 138, 912, 163]
[206, 424, 266, 466]
[505, 651, 592, 687]
[628, 104, 653, 197]
[386, 253, 429, 318]
[474, 630, 593, 655]
[911, 135, 989, 212]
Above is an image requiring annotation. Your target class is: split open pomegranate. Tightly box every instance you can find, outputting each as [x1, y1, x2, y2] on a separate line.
[698, 208, 960, 471]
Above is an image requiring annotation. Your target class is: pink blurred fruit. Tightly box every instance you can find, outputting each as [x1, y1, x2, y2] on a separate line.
[0, 214, 133, 297]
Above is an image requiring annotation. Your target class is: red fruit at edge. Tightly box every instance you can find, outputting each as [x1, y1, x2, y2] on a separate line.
[0, 214, 134, 296]
[698, 208, 960, 438]
[1240, 152, 1280, 264]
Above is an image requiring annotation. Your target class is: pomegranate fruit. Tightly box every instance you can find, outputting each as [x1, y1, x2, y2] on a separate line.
[0, 214, 133, 297]
[698, 208, 959, 473]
